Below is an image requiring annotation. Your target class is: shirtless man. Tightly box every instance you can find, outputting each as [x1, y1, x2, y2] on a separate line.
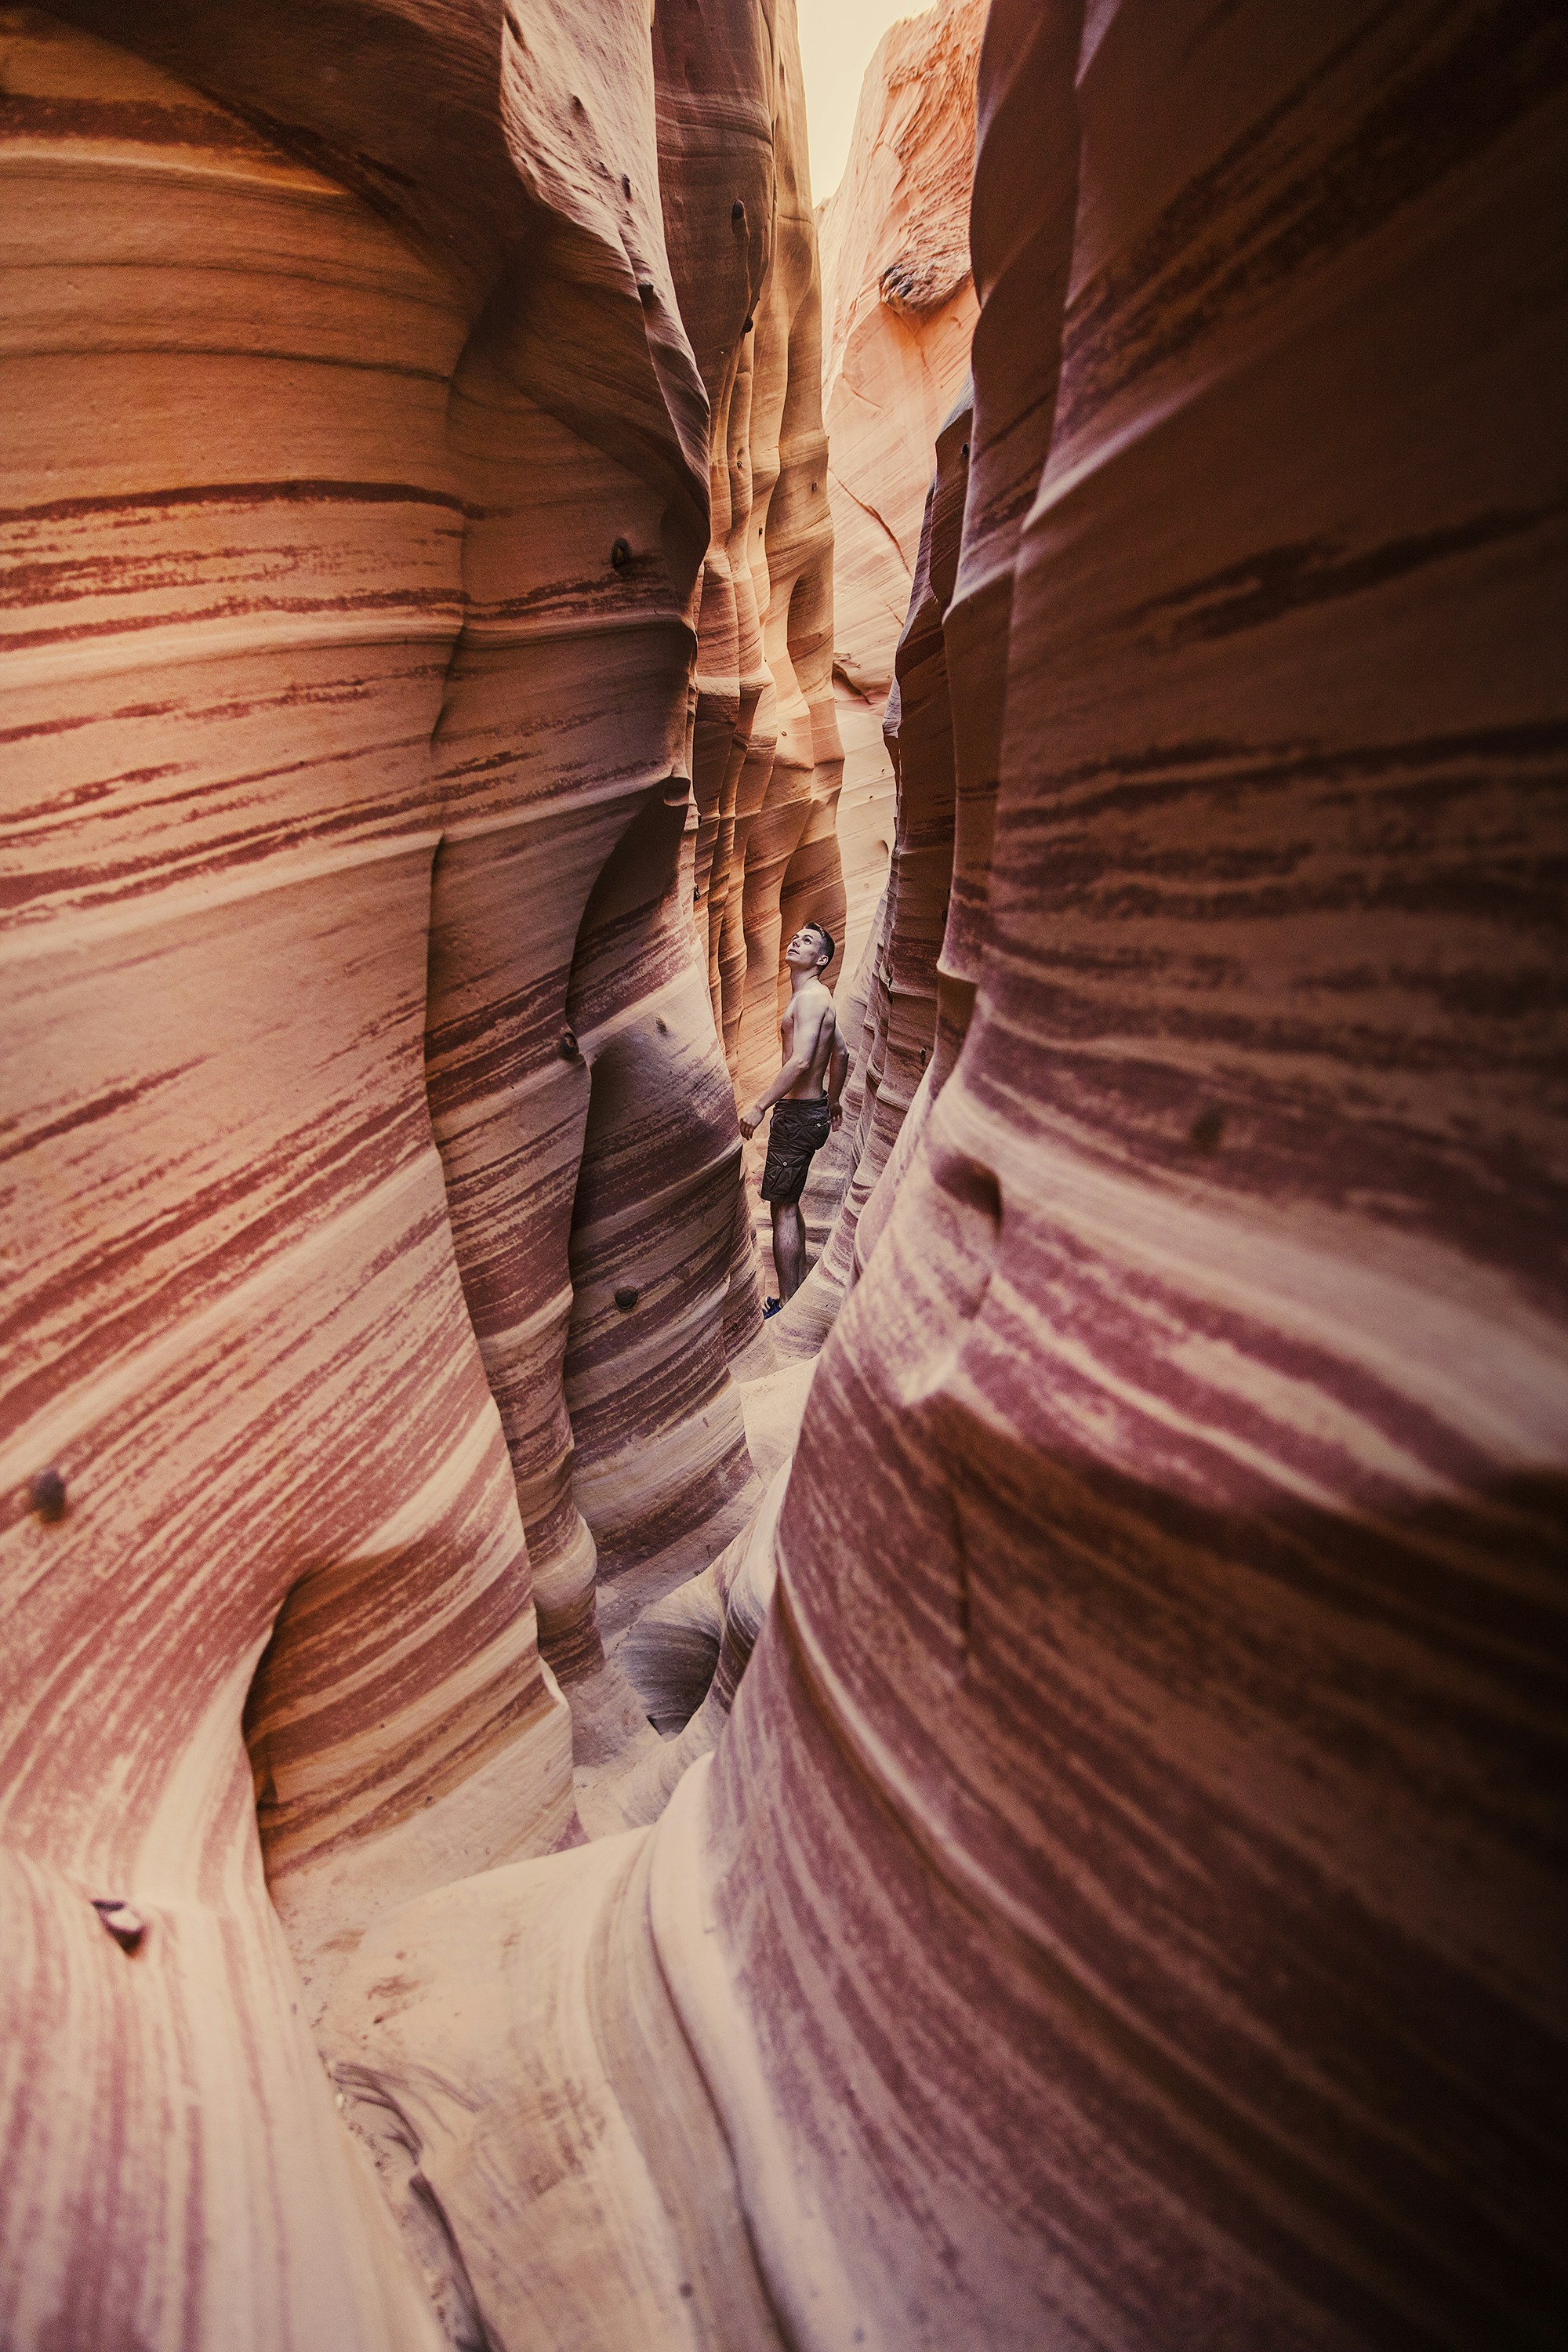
[739, 921, 849, 1314]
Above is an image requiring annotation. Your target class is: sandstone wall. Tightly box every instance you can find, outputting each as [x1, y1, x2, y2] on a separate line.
[709, 3, 1568, 2343]
[764, 0, 985, 1315]
[774, 382, 971, 1354]
[817, 0, 984, 988]
[1, 0, 837, 2335]
[336, 2, 1567, 2347]
[5, 0, 1566, 2347]
[2, 15, 539, 2335]
[730, 22, 844, 1120]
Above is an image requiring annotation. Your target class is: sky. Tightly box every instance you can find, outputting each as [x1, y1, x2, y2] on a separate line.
[795, 0, 924, 205]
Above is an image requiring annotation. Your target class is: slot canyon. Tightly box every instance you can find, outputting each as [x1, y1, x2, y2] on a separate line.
[2, 0, 1564, 2345]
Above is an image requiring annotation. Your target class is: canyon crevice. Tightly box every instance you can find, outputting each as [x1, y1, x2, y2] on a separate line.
[2, 2, 1565, 2348]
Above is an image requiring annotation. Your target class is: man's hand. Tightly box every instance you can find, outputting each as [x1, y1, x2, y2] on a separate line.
[739, 1105, 762, 1142]
[829, 1103, 843, 1131]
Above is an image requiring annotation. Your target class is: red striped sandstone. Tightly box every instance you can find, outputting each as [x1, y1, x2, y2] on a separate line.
[415, 0, 750, 1687]
[2, 0, 835, 2337]
[768, 0, 982, 1323]
[775, 383, 972, 1355]
[7, 0, 1566, 2346]
[731, 34, 845, 1123]
[704, 4, 1567, 2343]
[339, 2, 1566, 2347]
[817, 0, 981, 705]
[552, 0, 780, 1621]
[1, 11, 556, 2335]
[817, 0, 983, 991]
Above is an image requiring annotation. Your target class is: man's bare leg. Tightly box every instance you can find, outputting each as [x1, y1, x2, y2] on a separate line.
[771, 1198, 808, 1303]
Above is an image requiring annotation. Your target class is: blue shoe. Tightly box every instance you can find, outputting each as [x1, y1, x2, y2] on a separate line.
[762, 1297, 782, 1320]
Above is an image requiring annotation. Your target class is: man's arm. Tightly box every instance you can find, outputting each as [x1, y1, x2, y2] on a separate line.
[827, 1024, 850, 1129]
[739, 1005, 833, 1139]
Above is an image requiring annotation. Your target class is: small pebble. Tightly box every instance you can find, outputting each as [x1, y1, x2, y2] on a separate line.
[29, 1468, 67, 1523]
[92, 1899, 145, 1955]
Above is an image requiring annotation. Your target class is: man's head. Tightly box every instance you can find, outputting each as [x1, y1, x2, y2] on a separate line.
[786, 920, 834, 975]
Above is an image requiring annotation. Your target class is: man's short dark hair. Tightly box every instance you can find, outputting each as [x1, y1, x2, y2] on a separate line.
[804, 920, 835, 969]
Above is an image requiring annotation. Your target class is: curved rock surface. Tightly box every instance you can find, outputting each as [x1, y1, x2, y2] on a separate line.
[1, 12, 560, 2333]
[338, 3, 1567, 2347]
[717, 5, 1567, 2344]
[773, 0, 984, 1312]
[5, 0, 1566, 2348]
[2, 0, 837, 2336]
[817, 0, 983, 994]
[818, 0, 982, 707]
[776, 381, 971, 1352]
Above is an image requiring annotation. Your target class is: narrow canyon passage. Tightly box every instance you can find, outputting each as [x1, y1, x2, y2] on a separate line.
[2, 3, 1565, 2350]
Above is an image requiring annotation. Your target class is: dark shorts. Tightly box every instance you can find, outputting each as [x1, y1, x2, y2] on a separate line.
[760, 1095, 832, 1204]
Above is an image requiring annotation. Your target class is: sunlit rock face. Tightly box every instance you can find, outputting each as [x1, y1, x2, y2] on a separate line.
[5, 2, 1566, 2350]
[727, 34, 845, 1127]
[666, 0, 847, 1298]
[817, 0, 984, 978]
[768, 0, 985, 1333]
[775, 385, 971, 1357]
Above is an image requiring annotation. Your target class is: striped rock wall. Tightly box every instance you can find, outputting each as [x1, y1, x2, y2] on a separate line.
[698, 0, 1568, 2342]
[7, 0, 1565, 2347]
[730, 33, 845, 1121]
[773, 381, 972, 1358]
[816, 0, 982, 700]
[669, 0, 849, 1323]
[662, 0, 778, 1375]
[817, 0, 985, 993]
[764, 0, 983, 1323]
[1, 12, 553, 2336]
[329, 3, 1566, 2350]
[2, 0, 837, 2339]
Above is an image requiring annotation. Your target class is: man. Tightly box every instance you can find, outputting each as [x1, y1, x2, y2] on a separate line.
[739, 921, 850, 1315]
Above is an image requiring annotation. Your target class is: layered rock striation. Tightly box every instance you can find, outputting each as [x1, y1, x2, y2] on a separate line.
[762, 0, 985, 1319]
[5, 1, 1566, 2348]
[817, 0, 984, 982]
[2, 0, 841, 2336]
[775, 382, 971, 1353]
[337, 4, 1568, 2346]
[724, 4, 1568, 2343]
[818, 0, 982, 705]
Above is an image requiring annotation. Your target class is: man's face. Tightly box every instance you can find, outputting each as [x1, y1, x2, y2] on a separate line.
[786, 927, 826, 972]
